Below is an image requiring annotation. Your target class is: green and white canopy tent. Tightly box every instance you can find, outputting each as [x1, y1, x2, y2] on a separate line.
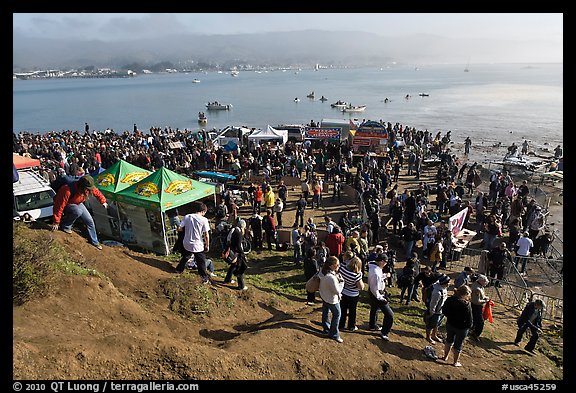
[94, 159, 151, 200]
[115, 166, 215, 212]
[91, 165, 215, 255]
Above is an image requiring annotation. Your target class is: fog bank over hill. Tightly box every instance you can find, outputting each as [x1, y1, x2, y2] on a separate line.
[13, 30, 562, 70]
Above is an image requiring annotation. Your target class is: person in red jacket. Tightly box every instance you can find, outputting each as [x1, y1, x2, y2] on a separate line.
[326, 226, 345, 258]
[50, 175, 108, 250]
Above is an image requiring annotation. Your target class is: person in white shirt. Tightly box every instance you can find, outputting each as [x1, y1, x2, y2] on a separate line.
[367, 254, 395, 341]
[318, 256, 345, 343]
[176, 202, 211, 283]
[515, 232, 534, 275]
[273, 198, 284, 227]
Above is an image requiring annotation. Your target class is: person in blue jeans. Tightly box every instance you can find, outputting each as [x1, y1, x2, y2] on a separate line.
[441, 284, 473, 367]
[318, 256, 345, 343]
[367, 254, 394, 341]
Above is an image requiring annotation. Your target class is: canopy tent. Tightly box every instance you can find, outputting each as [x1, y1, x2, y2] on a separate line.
[13, 153, 41, 169]
[115, 166, 216, 212]
[195, 171, 237, 182]
[248, 125, 288, 144]
[94, 159, 150, 200]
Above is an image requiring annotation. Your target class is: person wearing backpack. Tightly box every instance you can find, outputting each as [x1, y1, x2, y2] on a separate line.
[50, 175, 108, 250]
[223, 219, 249, 290]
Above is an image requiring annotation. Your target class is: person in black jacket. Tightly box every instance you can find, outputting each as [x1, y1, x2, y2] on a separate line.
[223, 219, 249, 290]
[441, 284, 473, 367]
[514, 299, 544, 353]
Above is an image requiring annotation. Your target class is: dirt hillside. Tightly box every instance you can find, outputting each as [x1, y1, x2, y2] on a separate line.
[13, 222, 562, 382]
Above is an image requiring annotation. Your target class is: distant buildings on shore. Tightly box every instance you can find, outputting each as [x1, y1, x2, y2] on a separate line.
[13, 68, 137, 80]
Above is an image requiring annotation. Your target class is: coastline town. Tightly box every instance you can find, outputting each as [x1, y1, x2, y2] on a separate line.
[13, 119, 563, 378]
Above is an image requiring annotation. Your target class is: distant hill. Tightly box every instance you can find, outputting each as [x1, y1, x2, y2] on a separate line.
[13, 29, 562, 71]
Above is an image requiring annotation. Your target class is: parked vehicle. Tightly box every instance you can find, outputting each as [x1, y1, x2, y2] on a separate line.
[13, 169, 55, 221]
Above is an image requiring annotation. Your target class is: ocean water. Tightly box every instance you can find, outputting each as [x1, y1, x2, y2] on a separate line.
[13, 63, 563, 148]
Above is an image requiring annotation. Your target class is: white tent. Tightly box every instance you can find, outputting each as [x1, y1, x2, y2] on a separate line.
[248, 125, 288, 145]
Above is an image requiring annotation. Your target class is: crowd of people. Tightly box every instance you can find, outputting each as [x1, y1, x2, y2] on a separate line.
[13, 122, 557, 359]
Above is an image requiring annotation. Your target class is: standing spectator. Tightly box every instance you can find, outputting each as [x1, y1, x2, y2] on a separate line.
[469, 274, 490, 343]
[515, 232, 534, 275]
[292, 226, 303, 265]
[488, 242, 512, 287]
[428, 236, 444, 272]
[294, 194, 306, 227]
[326, 226, 345, 258]
[50, 175, 108, 250]
[401, 222, 420, 259]
[441, 284, 474, 367]
[422, 219, 437, 257]
[425, 274, 450, 344]
[319, 256, 345, 343]
[223, 219, 249, 290]
[528, 206, 546, 241]
[263, 186, 275, 211]
[312, 180, 322, 209]
[175, 202, 210, 282]
[262, 210, 277, 251]
[166, 207, 181, 230]
[248, 213, 263, 253]
[464, 137, 472, 155]
[398, 257, 417, 305]
[367, 254, 394, 341]
[301, 179, 310, 205]
[454, 266, 474, 289]
[514, 299, 544, 353]
[277, 180, 288, 204]
[482, 214, 500, 250]
[338, 256, 364, 332]
[303, 248, 320, 305]
[253, 185, 263, 214]
[273, 198, 284, 227]
[332, 174, 342, 201]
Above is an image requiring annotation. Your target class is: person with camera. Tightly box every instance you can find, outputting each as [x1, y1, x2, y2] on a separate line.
[367, 254, 394, 341]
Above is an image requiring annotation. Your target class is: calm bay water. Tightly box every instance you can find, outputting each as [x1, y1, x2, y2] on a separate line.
[13, 63, 563, 146]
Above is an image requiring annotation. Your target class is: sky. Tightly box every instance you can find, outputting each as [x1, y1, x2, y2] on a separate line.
[13, 13, 563, 42]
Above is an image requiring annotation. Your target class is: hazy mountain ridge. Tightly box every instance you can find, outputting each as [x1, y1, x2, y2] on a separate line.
[13, 29, 562, 70]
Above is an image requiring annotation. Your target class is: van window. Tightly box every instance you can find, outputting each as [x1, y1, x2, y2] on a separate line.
[14, 189, 55, 212]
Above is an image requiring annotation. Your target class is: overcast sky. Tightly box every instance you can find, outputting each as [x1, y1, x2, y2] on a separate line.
[13, 13, 563, 42]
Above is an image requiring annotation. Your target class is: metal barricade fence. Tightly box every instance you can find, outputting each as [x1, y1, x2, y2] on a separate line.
[447, 246, 563, 324]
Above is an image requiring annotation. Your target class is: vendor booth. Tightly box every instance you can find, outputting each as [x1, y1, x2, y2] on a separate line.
[91, 164, 215, 255]
[352, 120, 388, 152]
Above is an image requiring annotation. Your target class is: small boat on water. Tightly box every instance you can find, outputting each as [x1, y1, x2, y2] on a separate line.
[342, 105, 367, 113]
[198, 112, 207, 123]
[206, 101, 232, 110]
[330, 100, 349, 108]
[294, 98, 300, 102]
[419, 93, 429, 97]
[306, 91, 315, 99]
[192, 79, 201, 83]
[231, 71, 239, 77]
[319, 96, 327, 102]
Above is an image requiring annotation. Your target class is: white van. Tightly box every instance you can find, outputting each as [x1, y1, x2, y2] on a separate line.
[13, 169, 55, 221]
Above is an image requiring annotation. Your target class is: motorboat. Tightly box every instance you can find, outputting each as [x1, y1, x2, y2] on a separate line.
[198, 112, 207, 123]
[231, 70, 239, 77]
[192, 79, 201, 83]
[342, 105, 367, 113]
[206, 102, 232, 110]
[330, 100, 349, 108]
[306, 91, 315, 99]
[319, 96, 327, 102]
[419, 93, 429, 97]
